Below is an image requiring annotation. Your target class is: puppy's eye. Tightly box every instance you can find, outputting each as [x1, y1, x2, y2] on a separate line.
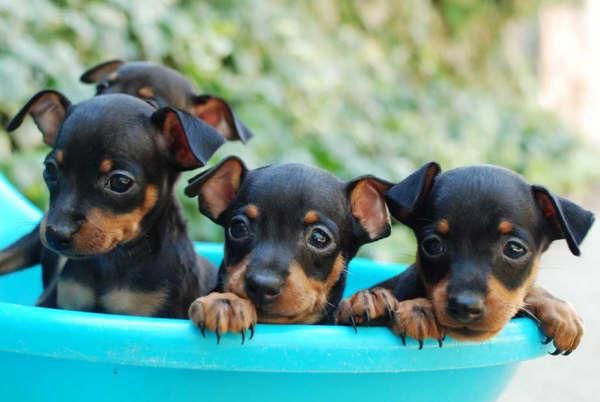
[307, 226, 333, 251]
[229, 218, 250, 240]
[106, 171, 134, 194]
[421, 235, 445, 258]
[503, 240, 528, 260]
[43, 161, 58, 184]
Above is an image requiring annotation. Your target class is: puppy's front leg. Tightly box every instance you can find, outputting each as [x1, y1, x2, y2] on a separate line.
[189, 292, 257, 344]
[336, 264, 423, 327]
[523, 285, 584, 355]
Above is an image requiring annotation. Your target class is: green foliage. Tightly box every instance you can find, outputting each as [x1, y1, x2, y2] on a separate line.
[0, 0, 595, 262]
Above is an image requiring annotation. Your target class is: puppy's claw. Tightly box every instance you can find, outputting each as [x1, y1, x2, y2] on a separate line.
[249, 323, 255, 340]
[438, 338, 443, 348]
[550, 348, 562, 356]
[200, 323, 206, 337]
[349, 315, 357, 333]
[563, 350, 572, 356]
[364, 309, 370, 325]
[400, 334, 406, 346]
[241, 329, 246, 345]
[542, 336, 553, 345]
[418, 340, 424, 350]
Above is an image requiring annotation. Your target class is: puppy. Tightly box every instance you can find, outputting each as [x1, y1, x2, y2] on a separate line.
[183, 156, 391, 341]
[337, 163, 594, 355]
[0, 91, 228, 316]
[80, 59, 252, 142]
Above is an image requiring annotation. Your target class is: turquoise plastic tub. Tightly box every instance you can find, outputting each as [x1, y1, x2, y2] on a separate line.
[0, 175, 549, 402]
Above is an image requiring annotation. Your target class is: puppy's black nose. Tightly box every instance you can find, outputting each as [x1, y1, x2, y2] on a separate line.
[45, 225, 76, 251]
[447, 292, 485, 324]
[245, 271, 283, 304]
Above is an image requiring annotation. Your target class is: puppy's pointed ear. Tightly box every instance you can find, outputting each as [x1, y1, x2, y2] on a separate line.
[185, 156, 248, 222]
[191, 95, 253, 143]
[151, 107, 225, 171]
[347, 176, 393, 243]
[80, 59, 124, 83]
[6, 90, 71, 147]
[385, 162, 441, 226]
[532, 186, 595, 256]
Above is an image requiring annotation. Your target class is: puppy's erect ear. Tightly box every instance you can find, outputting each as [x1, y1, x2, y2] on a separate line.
[80, 59, 124, 83]
[385, 162, 441, 226]
[347, 176, 393, 243]
[532, 186, 595, 256]
[191, 95, 253, 143]
[151, 107, 225, 171]
[185, 156, 248, 222]
[6, 90, 71, 147]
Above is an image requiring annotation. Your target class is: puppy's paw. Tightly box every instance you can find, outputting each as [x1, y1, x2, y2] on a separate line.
[391, 298, 445, 349]
[188, 292, 257, 344]
[336, 287, 397, 329]
[525, 289, 583, 356]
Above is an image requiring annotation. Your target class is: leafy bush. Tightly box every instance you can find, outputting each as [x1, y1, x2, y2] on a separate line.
[0, 0, 596, 262]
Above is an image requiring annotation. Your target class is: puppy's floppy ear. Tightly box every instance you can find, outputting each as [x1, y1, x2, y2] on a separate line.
[80, 59, 124, 83]
[6, 90, 71, 147]
[191, 95, 253, 143]
[347, 176, 393, 242]
[185, 156, 248, 222]
[151, 107, 225, 171]
[385, 162, 441, 226]
[532, 186, 595, 256]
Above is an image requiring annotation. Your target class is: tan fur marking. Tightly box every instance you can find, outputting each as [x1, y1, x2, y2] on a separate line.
[261, 255, 345, 324]
[100, 288, 167, 316]
[223, 256, 250, 297]
[498, 220, 513, 235]
[436, 219, 450, 235]
[99, 159, 113, 173]
[430, 257, 540, 341]
[107, 71, 119, 81]
[245, 204, 259, 219]
[55, 150, 64, 164]
[303, 210, 319, 225]
[137, 86, 155, 98]
[72, 185, 158, 255]
[57, 278, 95, 311]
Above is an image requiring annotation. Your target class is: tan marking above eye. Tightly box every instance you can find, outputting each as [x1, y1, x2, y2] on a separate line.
[436, 219, 450, 235]
[107, 72, 119, 82]
[99, 159, 113, 173]
[303, 210, 319, 225]
[57, 278, 95, 311]
[245, 204, 259, 219]
[100, 288, 168, 316]
[55, 150, 64, 164]
[498, 220, 513, 234]
[137, 86, 155, 98]
[71, 185, 159, 255]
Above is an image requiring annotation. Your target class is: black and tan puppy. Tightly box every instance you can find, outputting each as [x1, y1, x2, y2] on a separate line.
[183, 156, 391, 341]
[337, 163, 594, 355]
[80, 59, 252, 142]
[0, 90, 228, 316]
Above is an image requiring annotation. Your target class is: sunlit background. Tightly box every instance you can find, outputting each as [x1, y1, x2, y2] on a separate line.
[1, 2, 599, 401]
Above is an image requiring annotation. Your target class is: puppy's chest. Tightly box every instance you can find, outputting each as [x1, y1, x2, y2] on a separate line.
[56, 263, 169, 316]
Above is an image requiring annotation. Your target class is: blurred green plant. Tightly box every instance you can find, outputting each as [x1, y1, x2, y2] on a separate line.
[0, 0, 596, 262]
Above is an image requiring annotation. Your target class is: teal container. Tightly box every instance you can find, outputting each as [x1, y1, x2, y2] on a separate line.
[0, 175, 549, 402]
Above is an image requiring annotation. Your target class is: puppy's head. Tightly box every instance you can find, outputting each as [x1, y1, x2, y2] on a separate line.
[386, 163, 594, 340]
[185, 157, 391, 323]
[7, 90, 225, 258]
[80, 59, 252, 142]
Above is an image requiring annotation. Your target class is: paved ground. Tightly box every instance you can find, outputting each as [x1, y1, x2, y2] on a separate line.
[498, 200, 599, 402]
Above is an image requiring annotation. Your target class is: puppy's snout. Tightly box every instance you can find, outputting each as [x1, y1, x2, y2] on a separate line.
[45, 224, 77, 251]
[245, 271, 284, 304]
[447, 291, 485, 324]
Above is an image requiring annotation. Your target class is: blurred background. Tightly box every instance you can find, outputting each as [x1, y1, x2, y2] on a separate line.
[0, 1, 598, 400]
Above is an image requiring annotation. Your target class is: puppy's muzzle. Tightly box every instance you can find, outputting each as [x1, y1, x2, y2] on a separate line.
[446, 291, 485, 324]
